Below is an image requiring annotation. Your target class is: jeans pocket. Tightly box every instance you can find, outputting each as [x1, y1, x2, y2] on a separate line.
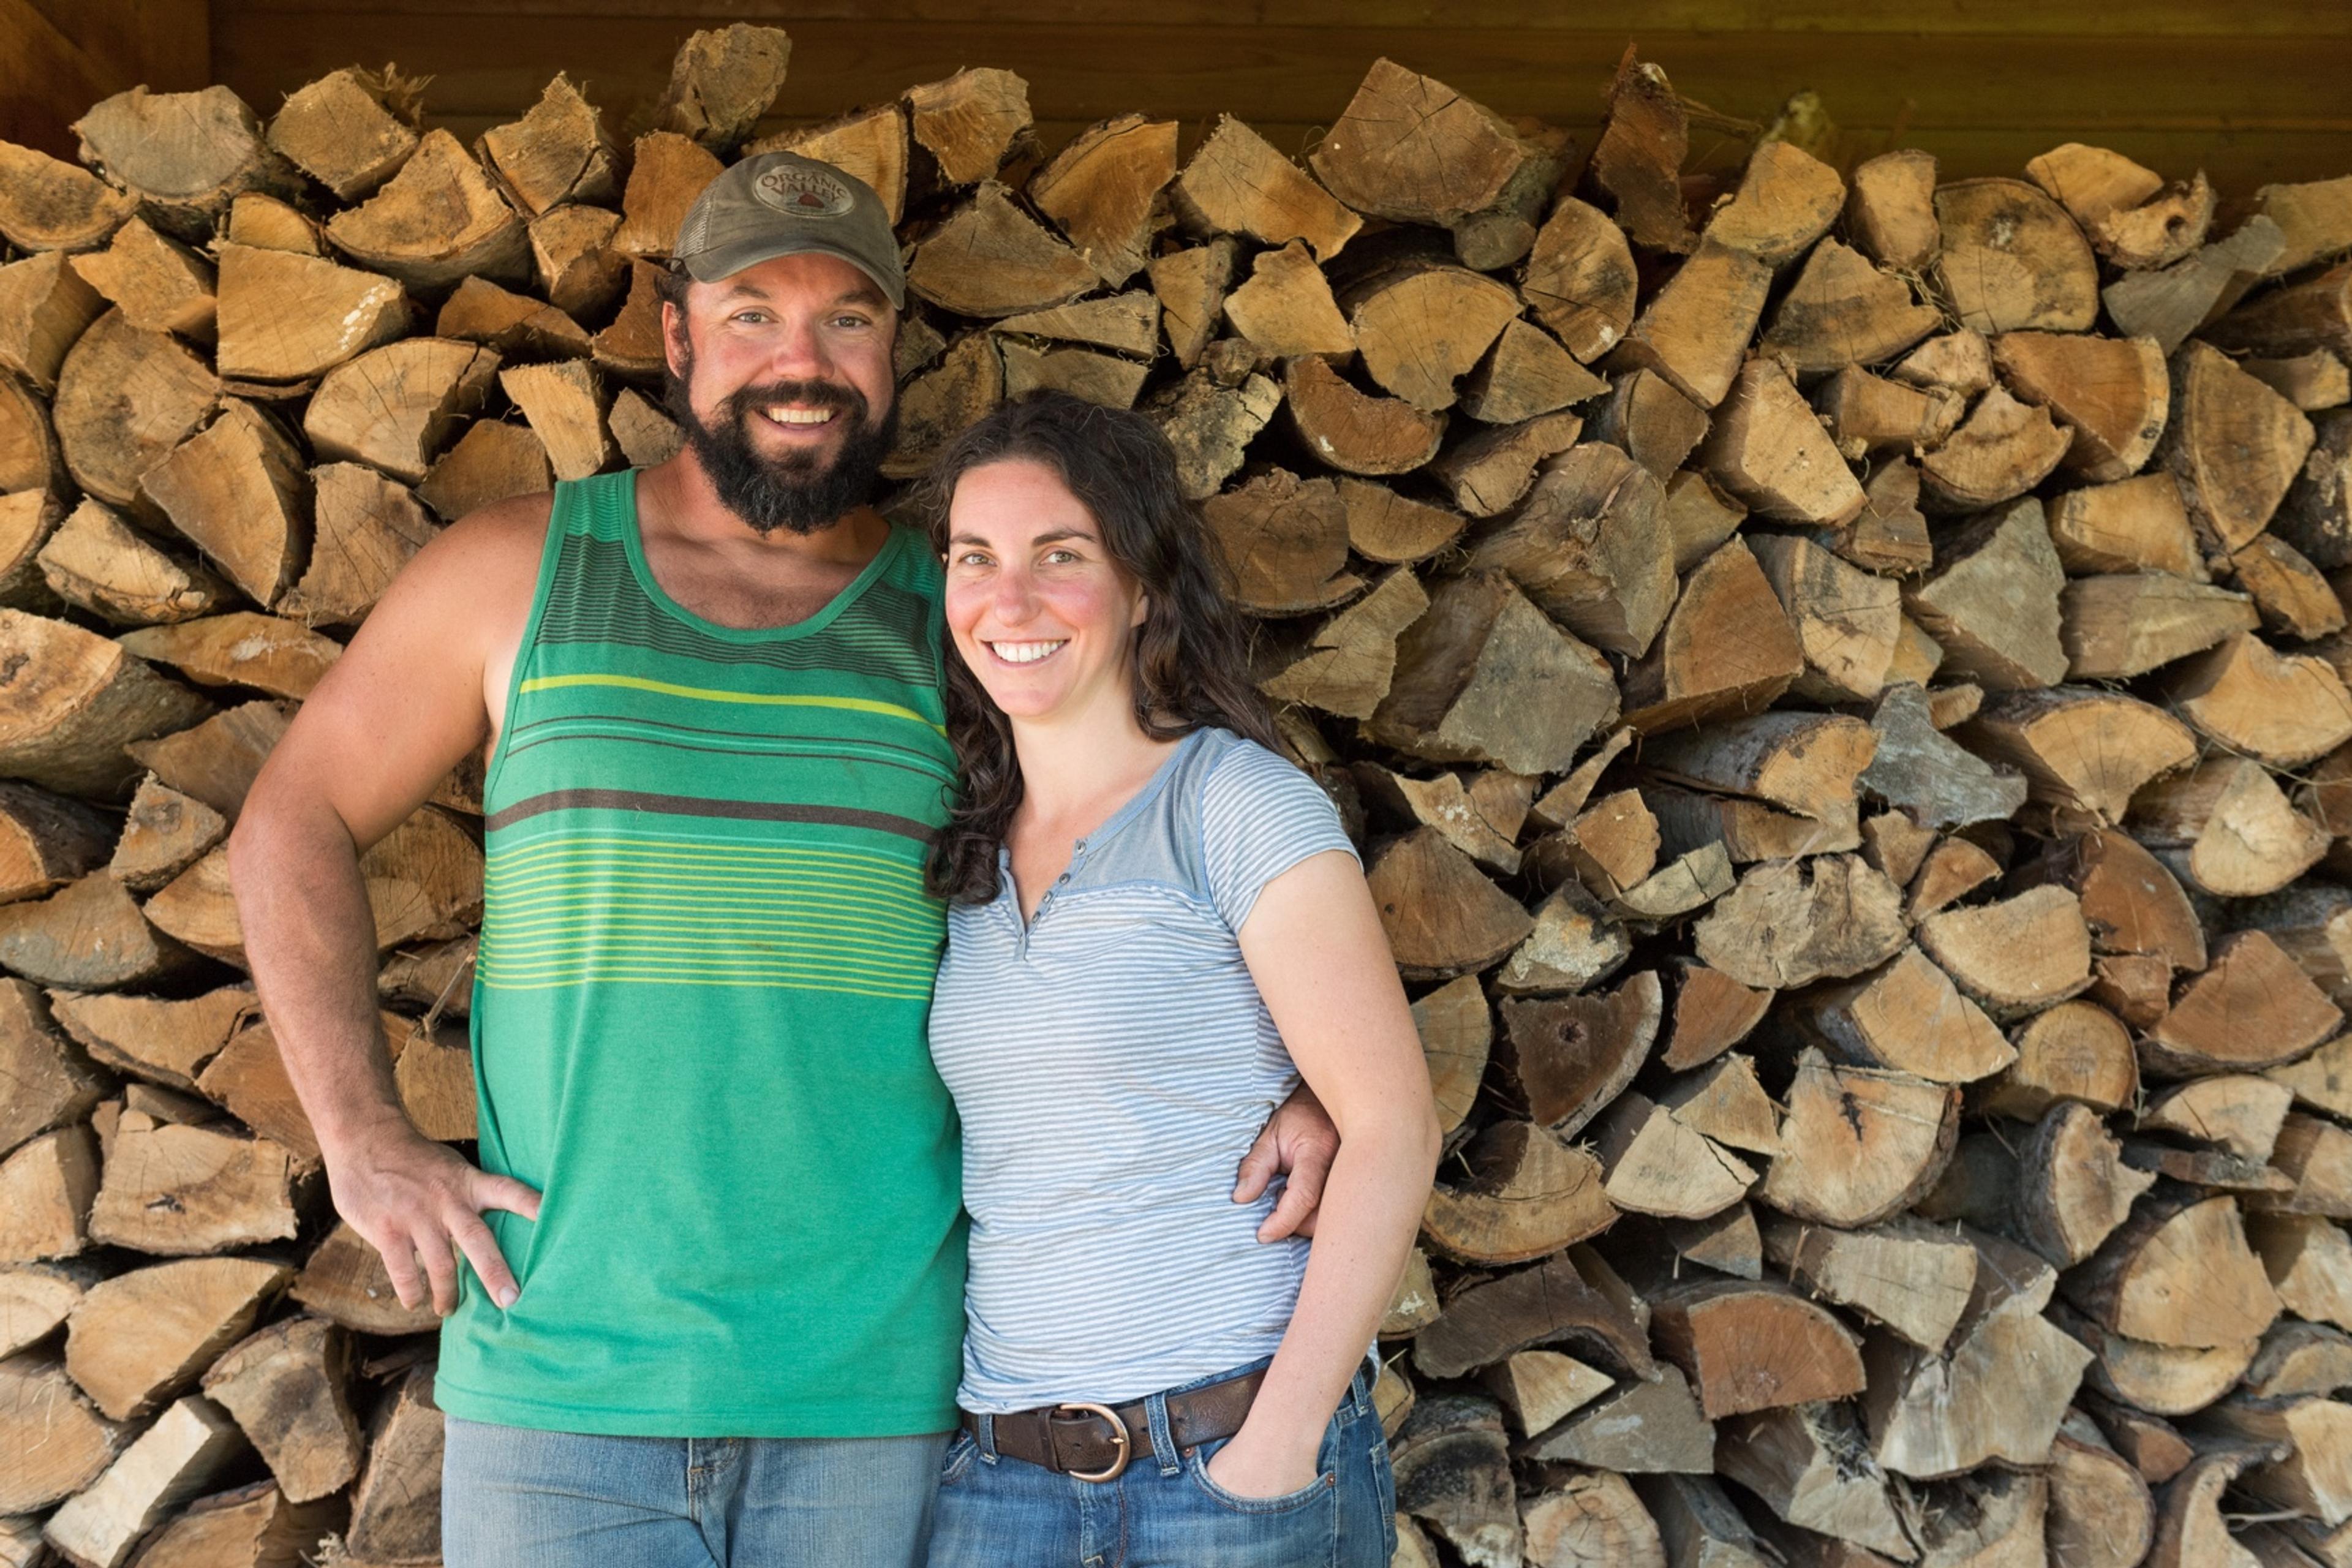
[940, 1431, 979, 1487]
[1184, 1436, 1336, 1517]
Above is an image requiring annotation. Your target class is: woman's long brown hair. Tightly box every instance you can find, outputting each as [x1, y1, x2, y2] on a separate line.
[913, 390, 1285, 905]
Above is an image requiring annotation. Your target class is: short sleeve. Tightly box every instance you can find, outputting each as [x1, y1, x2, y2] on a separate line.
[1199, 739, 1360, 932]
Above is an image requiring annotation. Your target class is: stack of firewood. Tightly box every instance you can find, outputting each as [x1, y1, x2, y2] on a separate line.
[4, 22, 2352, 1567]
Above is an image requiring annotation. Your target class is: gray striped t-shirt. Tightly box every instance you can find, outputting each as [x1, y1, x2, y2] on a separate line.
[927, 726, 1359, 1412]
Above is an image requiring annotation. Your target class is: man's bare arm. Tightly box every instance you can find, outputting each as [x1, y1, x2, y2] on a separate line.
[227, 496, 549, 1314]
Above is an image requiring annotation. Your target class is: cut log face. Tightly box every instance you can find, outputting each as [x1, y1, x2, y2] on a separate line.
[62, 1255, 290, 1421]
[1466, 443, 1672, 657]
[1309, 58, 1532, 233]
[2190, 1396, 2352, 1528]
[1915, 884, 2093, 1019]
[1707, 141, 1844, 268]
[2133, 756, 2329, 898]
[2143, 932, 2342, 1078]
[2272, 1035, 2352, 1123]
[1814, 366, 1964, 462]
[2278, 409, 2352, 570]
[281, 462, 438, 627]
[1413, 1244, 1654, 1382]
[1223, 241, 1352, 358]
[86, 1115, 297, 1254]
[1919, 386, 2073, 513]
[2142, 1074, 2295, 1164]
[1410, 973, 1489, 1140]
[214, 244, 406, 388]
[1698, 357, 1866, 527]
[1421, 1120, 1615, 1265]
[141, 400, 311, 608]
[477, 74, 617, 217]
[1651, 1279, 1864, 1419]
[1661, 960, 1771, 1071]
[1462, 319, 1604, 426]
[2163, 339, 2317, 552]
[200, 1316, 363, 1504]
[1694, 856, 1907, 992]
[1368, 827, 1533, 981]
[325, 129, 527, 292]
[500, 360, 612, 483]
[1716, 1401, 1910, 1559]
[0, 872, 194, 990]
[2018, 1101, 2157, 1266]
[1145, 240, 1237, 371]
[37, 499, 231, 627]
[0, 1123, 97, 1261]
[1523, 196, 1638, 363]
[124, 699, 290, 820]
[908, 183, 1096, 320]
[2150, 1446, 2271, 1568]
[119, 614, 340, 701]
[1977, 999, 2139, 1122]
[1428, 408, 1583, 517]
[1994, 331, 2171, 482]
[1526, 1363, 1716, 1474]
[304, 337, 500, 484]
[47, 1394, 247, 1568]
[2254, 1113, 2352, 1221]
[52, 309, 219, 509]
[1594, 1091, 1757, 1221]
[1521, 1467, 1667, 1568]
[1346, 262, 1520, 415]
[2066, 1193, 2282, 1349]
[0, 1351, 130, 1513]
[1369, 570, 1618, 775]
[1257, 568, 1427, 720]
[2048, 472, 2206, 579]
[0, 253, 105, 394]
[1902, 497, 2068, 691]
[48, 985, 251, 1091]
[2062, 573, 2260, 680]
[266, 66, 421, 200]
[1283, 356, 1445, 477]
[2168, 633, 2352, 769]
[0, 980, 105, 1157]
[1934, 178, 2101, 334]
[1621, 538, 1804, 733]
[1495, 881, 1632, 998]
[1140, 364, 1276, 499]
[1796, 944, 2016, 1085]
[1847, 148, 1940, 271]
[1866, 1281, 2097, 1481]
[1174, 117, 1359, 262]
[1608, 239, 1774, 409]
[1200, 468, 1357, 615]
[1758, 1049, 1960, 1227]
[1763, 1212, 1979, 1352]
[1392, 1395, 1523, 1567]
[288, 1223, 437, 1337]
[1024, 115, 1175, 287]
[1758, 239, 1940, 377]
[0, 141, 138, 252]
[2049, 1412, 2158, 1568]
[2233, 532, 2347, 639]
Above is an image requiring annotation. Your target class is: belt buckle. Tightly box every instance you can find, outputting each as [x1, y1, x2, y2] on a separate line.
[1052, 1402, 1130, 1482]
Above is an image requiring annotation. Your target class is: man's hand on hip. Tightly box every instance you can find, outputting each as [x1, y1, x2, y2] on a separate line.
[328, 1118, 543, 1316]
[1232, 1079, 1340, 1243]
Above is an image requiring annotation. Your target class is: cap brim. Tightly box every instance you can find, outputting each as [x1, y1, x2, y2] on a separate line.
[679, 238, 906, 311]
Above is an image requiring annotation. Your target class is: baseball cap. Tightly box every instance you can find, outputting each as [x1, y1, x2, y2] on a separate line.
[669, 151, 905, 309]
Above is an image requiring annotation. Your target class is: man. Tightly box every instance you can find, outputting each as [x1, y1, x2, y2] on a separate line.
[228, 153, 1339, 1567]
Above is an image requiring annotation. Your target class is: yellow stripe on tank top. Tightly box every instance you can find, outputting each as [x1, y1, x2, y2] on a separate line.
[518, 673, 948, 734]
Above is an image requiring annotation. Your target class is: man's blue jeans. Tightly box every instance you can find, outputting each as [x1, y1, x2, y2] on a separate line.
[441, 1418, 951, 1567]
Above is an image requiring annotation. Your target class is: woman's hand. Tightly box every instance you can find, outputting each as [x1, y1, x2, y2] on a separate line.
[1202, 1422, 1324, 1499]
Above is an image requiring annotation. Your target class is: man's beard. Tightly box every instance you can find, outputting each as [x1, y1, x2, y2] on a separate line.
[664, 350, 899, 537]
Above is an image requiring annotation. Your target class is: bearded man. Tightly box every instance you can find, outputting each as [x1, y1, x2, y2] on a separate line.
[228, 154, 1338, 1567]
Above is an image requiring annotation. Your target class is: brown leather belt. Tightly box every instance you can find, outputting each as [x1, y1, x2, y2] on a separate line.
[962, 1368, 1267, 1483]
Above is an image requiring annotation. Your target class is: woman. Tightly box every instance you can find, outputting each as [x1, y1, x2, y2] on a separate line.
[918, 390, 1441, 1567]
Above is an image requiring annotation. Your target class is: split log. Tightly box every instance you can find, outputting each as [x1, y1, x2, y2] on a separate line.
[1413, 1245, 1653, 1382]
[108, 777, 225, 894]
[1391, 1395, 1521, 1568]
[118, 1480, 341, 1568]
[2168, 633, 2352, 770]
[1462, 320, 1604, 426]
[280, 462, 438, 627]
[1812, 368, 1964, 461]
[1659, 960, 1770, 1072]
[2163, 339, 2316, 551]
[2207, 258, 2352, 363]
[324, 129, 527, 292]
[590, 261, 664, 381]
[1410, 975, 1490, 1140]
[2064, 1191, 2281, 1349]
[2106, 214, 2286, 355]
[1918, 386, 2072, 512]
[609, 387, 684, 470]
[1201, 468, 1356, 615]
[1715, 1403, 1911, 1561]
[1698, 357, 1866, 526]
[2132, 756, 2329, 898]
[1521, 1469, 1667, 1568]
[1525, 1365, 1716, 1474]
[214, 244, 405, 390]
[1222, 243, 1352, 358]
[48, 986, 249, 1093]
[1343, 260, 1520, 415]
[997, 293, 1160, 358]
[1694, 855, 1905, 991]
[903, 67, 1031, 187]
[42, 1395, 245, 1568]
[62, 1256, 288, 1421]
[1357, 766, 1523, 875]
[1427, 407, 1582, 517]
[2018, 1101, 2155, 1265]
[2048, 473, 2206, 579]
[1593, 1092, 1757, 1221]
[2273, 1033, 2352, 1121]
[1282, 356, 1444, 476]
[437, 275, 588, 361]
[2190, 1396, 2352, 1526]
[1975, 1000, 2139, 1120]
[0, 872, 194, 990]
[1793, 945, 2015, 1084]
[1901, 497, 2067, 690]
[1915, 884, 2092, 1019]
[1993, 331, 2169, 482]
[306, 337, 499, 486]
[1368, 827, 1532, 980]
[1173, 116, 1359, 261]
[265, 66, 421, 201]
[1662, 471, 1746, 575]
[1868, 1277, 2095, 1481]
[0, 141, 137, 252]
[1859, 682, 2030, 832]
[1847, 148, 1940, 271]
[2027, 143, 2165, 231]
[1654, 1056, 1778, 1157]
[1620, 538, 1804, 731]
[1521, 195, 1638, 363]
[86, 1115, 297, 1254]
[141, 401, 310, 607]
[2278, 412, 2352, 579]
[1762, 1212, 1977, 1352]
[908, 183, 1095, 319]
[1309, 59, 1553, 267]
[1590, 370, 1709, 483]
[2049, 1411, 2158, 1568]
[37, 499, 230, 626]
[1145, 240, 1237, 371]
[124, 699, 291, 818]
[1369, 570, 1618, 774]
[1934, 178, 2101, 334]
[1589, 48, 1694, 254]
[418, 417, 554, 524]
[2150, 1446, 2274, 1568]
[1421, 1120, 1615, 1265]
[288, 1222, 437, 1337]
[2234, 533, 2346, 639]
[1468, 443, 1672, 656]
[477, 75, 616, 217]
[0, 1349, 129, 1512]
[500, 360, 611, 482]
[1257, 567, 1427, 720]
[52, 309, 219, 508]
[0, 253, 104, 394]
[2245, 1320, 2352, 1400]
[1907, 1471, 2051, 1566]
[527, 205, 627, 319]
[344, 1364, 445, 1564]
[1025, 115, 1175, 287]
[1757, 239, 1939, 377]
[1651, 1280, 1863, 1419]
[2255, 1113, 2352, 1219]
[0, 981, 104, 1157]
[1608, 240, 1773, 409]
[1140, 364, 1276, 499]
[200, 1316, 362, 1503]
[1494, 881, 1632, 998]
[2095, 175, 2216, 271]
[1533, 786, 1657, 897]
[1757, 1049, 1959, 1228]
[119, 614, 340, 701]
[611, 131, 724, 261]
[0, 783, 111, 908]
[2252, 1215, 2352, 1333]
[2242, 350, 2351, 412]
[2062, 573, 2259, 679]
[73, 86, 292, 237]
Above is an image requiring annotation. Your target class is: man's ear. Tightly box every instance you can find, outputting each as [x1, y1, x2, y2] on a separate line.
[661, 301, 690, 381]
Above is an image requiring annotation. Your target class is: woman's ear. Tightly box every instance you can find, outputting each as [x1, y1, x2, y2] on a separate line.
[1129, 591, 1150, 630]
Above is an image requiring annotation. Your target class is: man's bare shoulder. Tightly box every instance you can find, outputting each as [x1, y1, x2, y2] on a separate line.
[371, 490, 555, 621]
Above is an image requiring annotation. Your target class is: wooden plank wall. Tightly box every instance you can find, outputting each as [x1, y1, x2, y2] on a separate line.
[190, 0, 2352, 193]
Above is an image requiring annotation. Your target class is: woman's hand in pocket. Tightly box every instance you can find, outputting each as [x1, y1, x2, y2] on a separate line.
[1202, 1425, 1323, 1501]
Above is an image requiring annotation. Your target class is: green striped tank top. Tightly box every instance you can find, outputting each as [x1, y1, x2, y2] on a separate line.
[434, 470, 967, 1438]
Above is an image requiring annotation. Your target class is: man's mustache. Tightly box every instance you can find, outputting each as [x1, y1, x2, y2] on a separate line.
[722, 379, 870, 426]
